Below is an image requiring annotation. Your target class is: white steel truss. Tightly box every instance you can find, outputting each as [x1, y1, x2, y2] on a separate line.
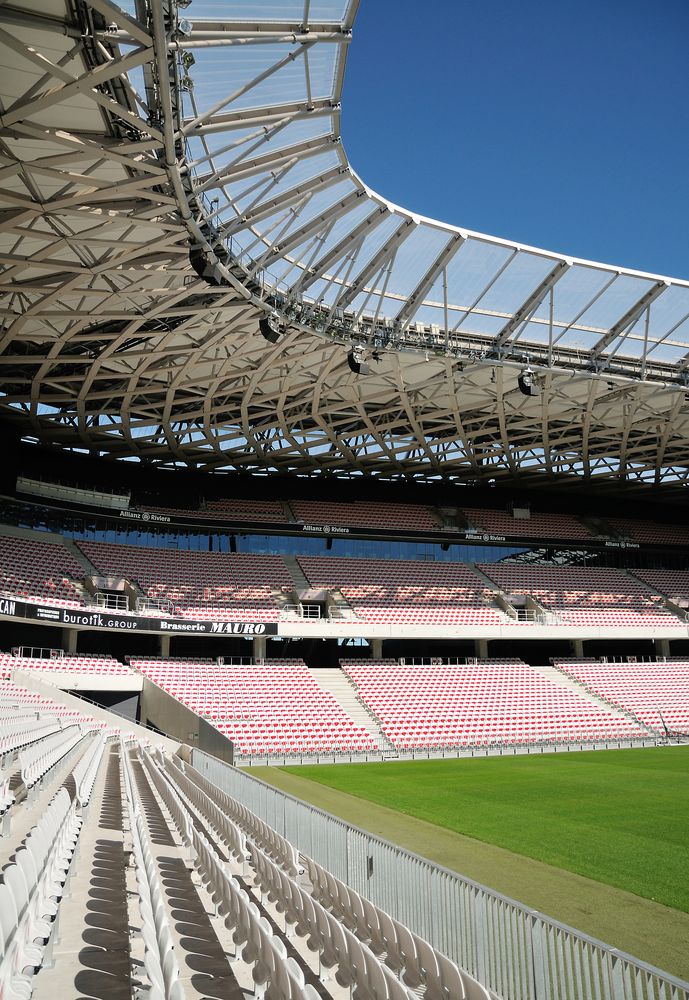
[1, 0, 688, 492]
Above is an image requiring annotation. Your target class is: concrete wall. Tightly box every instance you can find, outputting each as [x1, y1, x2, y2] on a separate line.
[140, 677, 233, 764]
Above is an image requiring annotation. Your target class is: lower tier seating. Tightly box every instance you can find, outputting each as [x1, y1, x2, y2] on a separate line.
[0, 652, 132, 677]
[554, 659, 689, 734]
[131, 658, 377, 756]
[339, 660, 647, 749]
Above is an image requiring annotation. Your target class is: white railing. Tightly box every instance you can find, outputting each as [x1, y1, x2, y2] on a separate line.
[328, 606, 359, 620]
[192, 749, 689, 1000]
[136, 597, 174, 615]
[93, 592, 128, 611]
[280, 603, 321, 619]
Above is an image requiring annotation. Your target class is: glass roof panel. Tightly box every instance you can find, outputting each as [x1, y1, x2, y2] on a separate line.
[476, 252, 556, 314]
[574, 273, 654, 332]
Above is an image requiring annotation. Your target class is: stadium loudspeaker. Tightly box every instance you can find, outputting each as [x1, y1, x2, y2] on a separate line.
[347, 348, 370, 376]
[189, 247, 224, 287]
[259, 313, 281, 343]
[518, 368, 541, 396]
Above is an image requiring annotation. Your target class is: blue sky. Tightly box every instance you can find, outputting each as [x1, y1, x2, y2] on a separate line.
[341, 0, 689, 279]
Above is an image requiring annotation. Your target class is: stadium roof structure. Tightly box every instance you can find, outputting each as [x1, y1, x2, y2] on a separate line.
[1, 0, 689, 491]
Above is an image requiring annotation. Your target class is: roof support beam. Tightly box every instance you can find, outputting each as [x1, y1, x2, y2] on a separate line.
[336, 218, 414, 310]
[294, 204, 389, 294]
[192, 136, 336, 192]
[182, 40, 317, 136]
[87, 0, 151, 46]
[220, 165, 346, 236]
[590, 280, 668, 360]
[395, 233, 464, 329]
[0, 45, 153, 128]
[182, 99, 334, 137]
[252, 188, 363, 272]
[494, 259, 570, 348]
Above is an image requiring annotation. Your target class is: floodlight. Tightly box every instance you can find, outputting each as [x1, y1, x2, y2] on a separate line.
[259, 311, 281, 344]
[517, 366, 541, 397]
[347, 346, 370, 375]
[189, 247, 223, 287]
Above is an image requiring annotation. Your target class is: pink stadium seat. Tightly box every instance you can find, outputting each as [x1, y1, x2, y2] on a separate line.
[461, 508, 592, 541]
[554, 659, 689, 734]
[77, 542, 292, 621]
[130, 657, 377, 756]
[298, 557, 508, 626]
[340, 659, 647, 750]
[290, 501, 441, 532]
[0, 535, 86, 609]
[478, 564, 679, 627]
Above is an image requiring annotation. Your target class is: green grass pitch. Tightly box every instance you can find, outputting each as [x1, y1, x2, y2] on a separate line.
[282, 746, 689, 914]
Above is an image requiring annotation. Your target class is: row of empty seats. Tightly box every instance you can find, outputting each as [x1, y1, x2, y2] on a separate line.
[291, 500, 441, 531]
[78, 542, 292, 621]
[607, 518, 689, 547]
[0, 652, 132, 676]
[0, 534, 84, 609]
[632, 569, 689, 610]
[340, 659, 648, 749]
[131, 658, 377, 756]
[479, 564, 680, 626]
[153, 752, 490, 999]
[462, 507, 591, 540]
[128, 498, 689, 545]
[1, 676, 491, 999]
[298, 557, 508, 625]
[555, 659, 689, 733]
[0, 532, 687, 631]
[139, 496, 286, 522]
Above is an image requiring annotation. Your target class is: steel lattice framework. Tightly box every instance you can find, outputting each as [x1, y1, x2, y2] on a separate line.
[1, 0, 689, 489]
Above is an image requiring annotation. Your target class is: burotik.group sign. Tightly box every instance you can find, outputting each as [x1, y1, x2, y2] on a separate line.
[0, 596, 278, 635]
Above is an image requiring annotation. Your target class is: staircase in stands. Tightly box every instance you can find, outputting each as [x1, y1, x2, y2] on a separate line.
[311, 668, 396, 752]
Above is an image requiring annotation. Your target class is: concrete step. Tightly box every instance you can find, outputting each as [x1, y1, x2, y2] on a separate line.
[311, 667, 394, 749]
[63, 538, 99, 575]
[282, 555, 311, 591]
[280, 500, 299, 523]
[533, 665, 657, 733]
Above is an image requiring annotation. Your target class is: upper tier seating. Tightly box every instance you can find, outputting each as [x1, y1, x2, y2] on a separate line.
[0, 652, 131, 677]
[479, 563, 678, 626]
[461, 508, 592, 540]
[290, 501, 441, 532]
[78, 541, 292, 621]
[631, 569, 689, 610]
[298, 557, 507, 625]
[131, 658, 377, 756]
[340, 660, 646, 748]
[606, 518, 689, 547]
[0, 534, 85, 609]
[555, 660, 689, 733]
[137, 496, 287, 522]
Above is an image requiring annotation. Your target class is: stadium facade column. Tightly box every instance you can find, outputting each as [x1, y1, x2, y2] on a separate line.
[62, 627, 78, 654]
[253, 635, 267, 660]
[474, 639, 489, 658]
[570, 639, 585, 658]
[159, 634, 170, 658]
[371, 638, 383, 658]
[654, 638, 671, 658]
